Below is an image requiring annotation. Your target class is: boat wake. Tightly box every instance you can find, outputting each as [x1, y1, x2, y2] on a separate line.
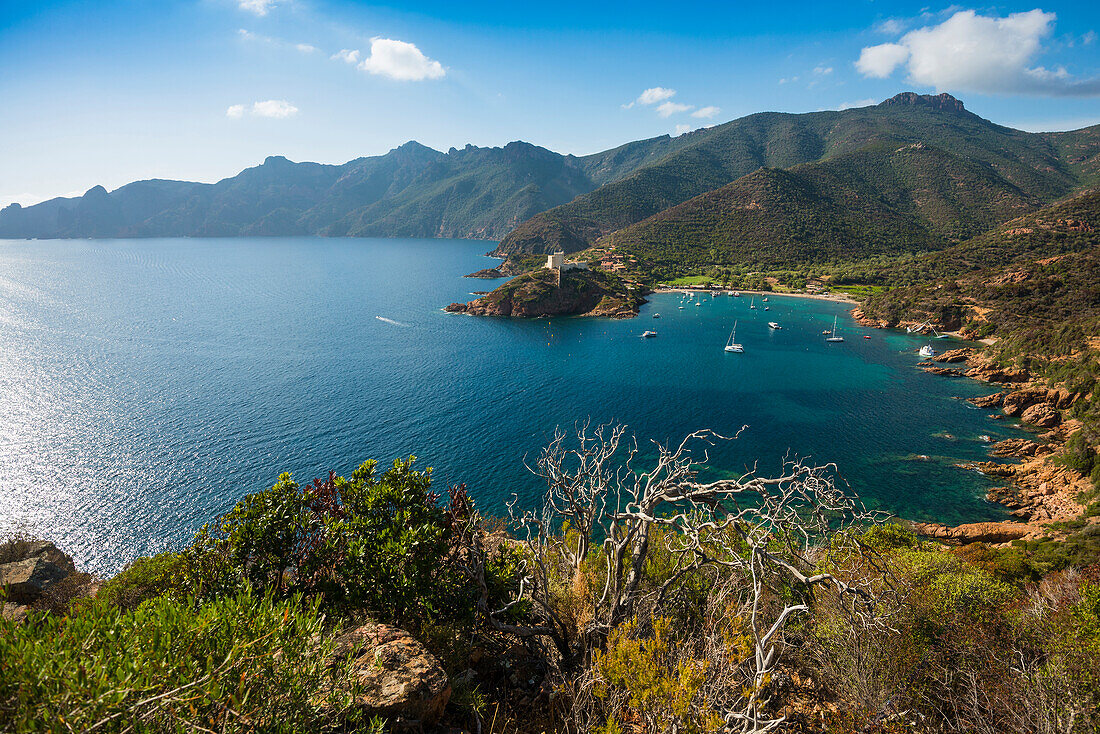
[375, 316, 410, 327]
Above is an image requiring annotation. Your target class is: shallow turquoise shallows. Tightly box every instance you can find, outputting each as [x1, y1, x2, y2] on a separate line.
[0, 238, 1025, 573]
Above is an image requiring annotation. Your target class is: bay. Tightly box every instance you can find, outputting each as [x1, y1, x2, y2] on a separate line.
[0, 237, 1023, 574]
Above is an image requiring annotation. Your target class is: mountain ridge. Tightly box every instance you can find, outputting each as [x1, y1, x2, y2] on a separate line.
[3, 93, 1099, 247]
[492, 93, 1100, 259]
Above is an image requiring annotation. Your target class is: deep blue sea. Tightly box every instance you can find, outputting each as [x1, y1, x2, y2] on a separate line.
[0, 237, 1026, 573]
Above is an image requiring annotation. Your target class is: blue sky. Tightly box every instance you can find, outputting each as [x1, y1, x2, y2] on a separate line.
[2, 0, 1100, 207]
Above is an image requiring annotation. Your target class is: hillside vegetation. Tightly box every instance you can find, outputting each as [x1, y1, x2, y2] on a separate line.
[4, 428, 1099, 733]
[494, 93, 1100, 260]
[592, 140, 1053, 279]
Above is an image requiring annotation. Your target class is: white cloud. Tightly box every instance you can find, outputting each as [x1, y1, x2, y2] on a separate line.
[623, 87, 679, 108]
[856, 43, 910, 78]
[637, 87, 676, 105]
[227, 100, 299, 119]
[876, 19, 906, 35]
[1083, 30, 1097, 45]
[332, 48, 360, 64]
[813, 65, 834, 75]
[778, 76, 799, 85]
[252, 99, 298, 118]
[238, 0, 275, 16]
[656, 101, 692, 117]
[356, 38, 444, 81]
[296, 43, 316, 54]
[691, 106, 721, 119]
[837, 98, 877, 110]
[856, 9, 1100, 96]
[674, 124, 692, 135]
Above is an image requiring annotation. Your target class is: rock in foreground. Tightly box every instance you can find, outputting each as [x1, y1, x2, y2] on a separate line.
[446, 267, 646, 318]
[330, 621, 451, 725]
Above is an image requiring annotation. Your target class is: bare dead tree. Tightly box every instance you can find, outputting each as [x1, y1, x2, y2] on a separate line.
[459, 422, 893, 733]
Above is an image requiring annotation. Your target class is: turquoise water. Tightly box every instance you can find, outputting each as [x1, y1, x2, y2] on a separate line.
[0, 238, 1024, 573]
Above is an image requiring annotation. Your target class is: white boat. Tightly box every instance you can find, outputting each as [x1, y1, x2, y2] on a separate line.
[653, 313, 660, 318]
[749, 297, 756, 310]
[732, 291, 741, 297]
[763, 306, 770, 311]
[932, 328, 950, 339]
[825, 315, 844, 342]
[919, 345, 935, 358]
[724, 322, 743, 352]
[762, 297, 768, 302]
[768, 322, 781, 330]
[679, 305, 684, 309]
[642, 330, 657, 338]
[695, 302, 702, 307]
[727, 290, 736, 296]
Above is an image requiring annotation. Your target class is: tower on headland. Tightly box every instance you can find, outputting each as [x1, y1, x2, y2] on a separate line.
[545, 251, 588, 272]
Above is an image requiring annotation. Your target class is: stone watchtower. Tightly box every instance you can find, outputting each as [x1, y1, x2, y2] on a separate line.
[546, 251, 565, 270]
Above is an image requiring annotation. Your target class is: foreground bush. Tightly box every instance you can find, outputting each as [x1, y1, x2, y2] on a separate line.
[98, 457, 521, 634]
[0, 590, 367, 733]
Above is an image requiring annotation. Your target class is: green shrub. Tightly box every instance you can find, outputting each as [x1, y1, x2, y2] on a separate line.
[97, 551, 193, 611]
[196, 457, 464, 628]
[0, 590, 363, 732]
[1056, 431, 1097, 476]
[858, 523, 919, 553]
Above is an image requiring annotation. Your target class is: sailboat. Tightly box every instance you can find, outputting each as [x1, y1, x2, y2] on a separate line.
[749, 297, 757, 310]
[825, 315, 844, 342]
[724, 322, 744, 352]
[919, 344, 935, 357]
[931, 328, 950, 339]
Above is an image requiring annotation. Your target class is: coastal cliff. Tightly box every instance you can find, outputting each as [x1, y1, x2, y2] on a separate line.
[446, 267, 646, 318]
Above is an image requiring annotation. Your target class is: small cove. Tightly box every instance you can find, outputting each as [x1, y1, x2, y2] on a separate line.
[0, 237, 1027, 573]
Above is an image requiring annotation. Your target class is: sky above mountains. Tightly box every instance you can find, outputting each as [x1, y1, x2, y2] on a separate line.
[3, 0, 1100, 208]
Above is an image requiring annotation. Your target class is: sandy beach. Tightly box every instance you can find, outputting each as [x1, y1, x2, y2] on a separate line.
[651, 287, 858, 305]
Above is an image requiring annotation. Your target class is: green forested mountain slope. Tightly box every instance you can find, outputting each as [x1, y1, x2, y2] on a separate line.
[494, 93, 1100, 257]
[858, 189, 1100, 376]
[596, 139, 1054, 279]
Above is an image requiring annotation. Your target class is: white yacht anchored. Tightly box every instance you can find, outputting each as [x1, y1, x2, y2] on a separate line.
[724, 322, 744, 352]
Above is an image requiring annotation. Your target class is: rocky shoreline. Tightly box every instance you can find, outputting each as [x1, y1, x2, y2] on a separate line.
[851, 324, 1096, 545]
[446, 267, 647, 319]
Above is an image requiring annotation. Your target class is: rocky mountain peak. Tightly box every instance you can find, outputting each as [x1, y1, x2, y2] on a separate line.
[880, 92, 966, 113]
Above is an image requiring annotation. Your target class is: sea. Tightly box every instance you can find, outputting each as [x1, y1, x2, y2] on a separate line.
[0, 237, 1028, 574]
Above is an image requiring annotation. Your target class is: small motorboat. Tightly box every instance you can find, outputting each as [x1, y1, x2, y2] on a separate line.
[863, 335, 871, 339]
[767, 322, 781, 330]
[642, 330, 657, 338]
[653, 313, 660, 318]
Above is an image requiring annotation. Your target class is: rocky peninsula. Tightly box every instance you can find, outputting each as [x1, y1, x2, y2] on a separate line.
[446, 266, 646, 319]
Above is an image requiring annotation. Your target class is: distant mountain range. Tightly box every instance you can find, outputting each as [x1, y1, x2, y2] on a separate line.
[4, 93, 1099, 262]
